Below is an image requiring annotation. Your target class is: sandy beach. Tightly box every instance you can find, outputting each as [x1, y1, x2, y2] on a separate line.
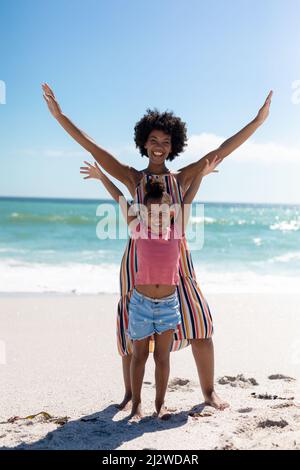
[1, 292, 300, 450]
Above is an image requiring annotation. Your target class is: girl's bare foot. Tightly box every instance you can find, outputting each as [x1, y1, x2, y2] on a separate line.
[204, 390, 229, 410]
[115, 392, 132, 410]
[128, 402, 143, 422]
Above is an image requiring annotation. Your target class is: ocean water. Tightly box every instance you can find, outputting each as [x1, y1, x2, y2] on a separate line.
[0, 196, 299, 294]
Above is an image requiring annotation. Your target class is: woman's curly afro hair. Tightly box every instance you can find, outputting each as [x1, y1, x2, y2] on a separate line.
[134, 107, 188, 161]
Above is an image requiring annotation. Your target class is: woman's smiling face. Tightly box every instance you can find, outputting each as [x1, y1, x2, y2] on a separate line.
[144, 129, 172, 163]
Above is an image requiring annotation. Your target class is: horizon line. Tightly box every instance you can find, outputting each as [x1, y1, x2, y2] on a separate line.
[0, 195, 299, 206]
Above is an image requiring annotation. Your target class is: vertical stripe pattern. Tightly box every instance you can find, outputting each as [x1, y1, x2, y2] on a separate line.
[116, 172, 214, 356]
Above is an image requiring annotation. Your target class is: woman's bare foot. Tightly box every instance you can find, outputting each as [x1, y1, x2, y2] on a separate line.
[204, 390, 229, 410]
[152, 403, 173, 420]
[115, 392, 132, 411]
[128, 402, 143, 422]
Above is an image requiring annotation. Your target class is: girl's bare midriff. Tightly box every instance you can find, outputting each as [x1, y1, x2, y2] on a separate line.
[135, 284, 176, 299]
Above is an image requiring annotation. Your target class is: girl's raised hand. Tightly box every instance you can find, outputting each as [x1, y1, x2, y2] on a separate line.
[255, 90, 273, 125]
[80, 160, 104, 180]
[42, 83, 62, 118]
[202, 154, 223, 176]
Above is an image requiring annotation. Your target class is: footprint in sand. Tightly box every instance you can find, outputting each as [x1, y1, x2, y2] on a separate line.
[257, 418, 289, 429]
[168, 377, 193, 392]
[237, 407, 253, 413]
[268, 374, 296, 383]
[271, 402, 295, 409]
[251, 392, 294, 401]
[188, 410, 214, 418]
[188, 403, 215, 418]
[218, 374, 258, 388]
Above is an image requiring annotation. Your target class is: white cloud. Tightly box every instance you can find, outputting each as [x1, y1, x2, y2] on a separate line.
[179, 132, 300, 165]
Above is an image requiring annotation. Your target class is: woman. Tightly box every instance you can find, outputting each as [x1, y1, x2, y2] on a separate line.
[42, 83, 273, 411]
[80, 155, 221, 420]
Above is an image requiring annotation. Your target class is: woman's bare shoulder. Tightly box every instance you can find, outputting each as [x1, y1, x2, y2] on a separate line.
[126, 168, 145, 197]
[174, 169, 187, 191]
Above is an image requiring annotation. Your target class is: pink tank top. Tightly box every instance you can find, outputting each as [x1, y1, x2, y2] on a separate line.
[130, 220, 183, 285]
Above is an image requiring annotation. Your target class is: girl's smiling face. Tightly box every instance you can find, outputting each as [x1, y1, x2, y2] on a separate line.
[144, 129, 172, 163]
[147, 201, 170, 231]
[140, 198, 175, 235]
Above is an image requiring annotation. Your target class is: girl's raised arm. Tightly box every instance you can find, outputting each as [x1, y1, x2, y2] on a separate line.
[80, 160, 137, 226]
[42, 83, 137, 191]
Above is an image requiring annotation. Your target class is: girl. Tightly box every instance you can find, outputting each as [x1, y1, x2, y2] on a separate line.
[42, 83, 272, 411]
[80, 155, 222, 420]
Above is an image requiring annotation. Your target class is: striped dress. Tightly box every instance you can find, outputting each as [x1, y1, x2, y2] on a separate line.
[116, 171, 214, 356]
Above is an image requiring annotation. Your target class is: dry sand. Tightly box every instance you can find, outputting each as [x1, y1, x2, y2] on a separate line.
[1, 292, 300, 450]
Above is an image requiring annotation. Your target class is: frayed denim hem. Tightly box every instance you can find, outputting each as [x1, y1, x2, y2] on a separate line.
[126, 321, 181, 341]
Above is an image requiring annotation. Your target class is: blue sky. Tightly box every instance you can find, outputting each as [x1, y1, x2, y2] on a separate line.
[1, 0, 300, 203]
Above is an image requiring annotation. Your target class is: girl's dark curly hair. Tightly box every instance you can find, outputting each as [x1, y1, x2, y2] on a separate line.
[143, 179, 165, 205]
[134, 107, 188, 161]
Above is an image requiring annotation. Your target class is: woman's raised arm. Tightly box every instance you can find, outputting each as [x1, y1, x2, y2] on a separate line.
[42, 83, 136, 190]
[177, 90, 273, 191]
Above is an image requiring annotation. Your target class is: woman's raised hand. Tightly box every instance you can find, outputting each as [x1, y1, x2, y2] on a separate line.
[80, 160, 104, 180]
[42, 83, 62, 118]
[255, 90, 273, 125]
[202, 154, 223, 176]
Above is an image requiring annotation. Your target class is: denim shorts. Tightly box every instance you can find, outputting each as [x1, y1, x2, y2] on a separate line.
[127, 287, 182, 341]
